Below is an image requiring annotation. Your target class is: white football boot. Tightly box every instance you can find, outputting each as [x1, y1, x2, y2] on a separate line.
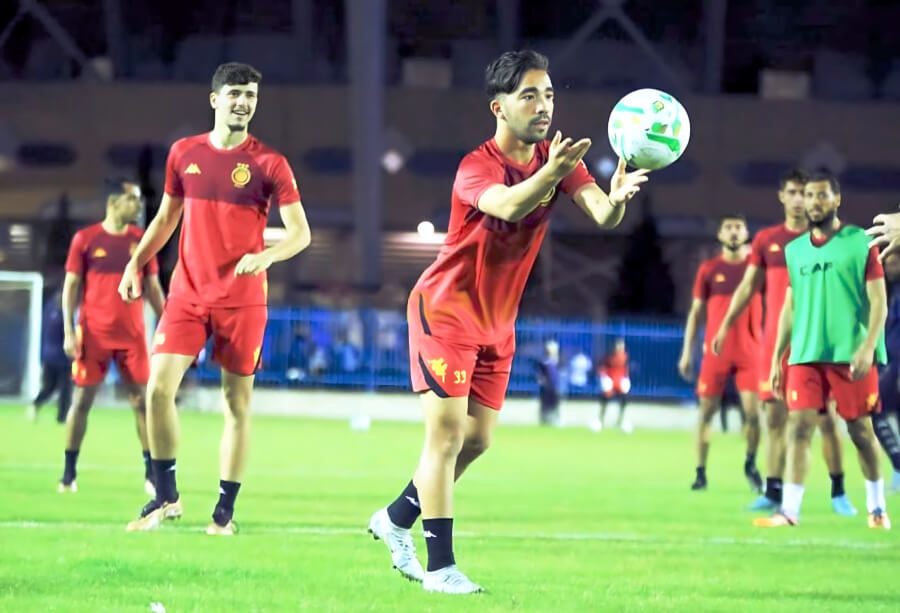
[423, 565, 484, 594]
[367, 507, 425, 582]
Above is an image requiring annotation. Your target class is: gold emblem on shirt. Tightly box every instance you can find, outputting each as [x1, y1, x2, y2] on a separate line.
[769, 244, 781, 252]
[714, 273, 726, 283]
[185, 163, 201, 175]
[92, 247, 107, 258]
[231, 163, 251, 188]
[538, 186, 556, 207]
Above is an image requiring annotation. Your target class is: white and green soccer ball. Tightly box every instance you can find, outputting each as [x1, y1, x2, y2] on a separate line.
[607, 88, 690, 170]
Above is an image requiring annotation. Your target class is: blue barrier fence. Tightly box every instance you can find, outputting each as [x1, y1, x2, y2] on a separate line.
[191, 307, 696, 401]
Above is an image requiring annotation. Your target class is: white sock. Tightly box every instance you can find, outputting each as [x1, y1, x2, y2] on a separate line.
[782, 483, 805, 518]
[865, 479, 886, 512]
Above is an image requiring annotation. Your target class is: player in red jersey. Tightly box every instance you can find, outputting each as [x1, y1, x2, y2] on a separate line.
[366, 50, 649, 594]
[595, 338, 631, 432]
[119, 63, 311, 534]
[678, 214, 763, 492]
[712, 169, 857, 516]
[59, 179, 165, 494]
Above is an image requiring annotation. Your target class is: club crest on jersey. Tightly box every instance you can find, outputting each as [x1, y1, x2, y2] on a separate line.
[769, 244, 781, 252]
[185, 163, 201, 175]
[92, 247, 107, 258]
[538, 186, 556, 207]
[231, 163, 251, 188]
[714, 273, 726, 283]
[428, 358, 448, 383]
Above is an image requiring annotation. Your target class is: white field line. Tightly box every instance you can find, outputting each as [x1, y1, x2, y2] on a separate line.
[0, 520, 893, 551]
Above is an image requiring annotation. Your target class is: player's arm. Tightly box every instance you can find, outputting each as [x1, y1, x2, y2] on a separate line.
[119, 194, 184, 302]
[851, 278, 888, 380]
[61, 271, 82, 359]
[235, 202, 311, 276]
[678, 297, 705, 381]
[711, 265, 764, 355]
[867, 211, 900, 260]
[142, 274, 166, 319]
[769, 287, 793, 397]
[571, 158, 649, 229]
[477, 131, 591, 223]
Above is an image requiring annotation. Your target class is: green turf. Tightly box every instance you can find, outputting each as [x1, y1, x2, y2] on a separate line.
[1, 402, 898, 612]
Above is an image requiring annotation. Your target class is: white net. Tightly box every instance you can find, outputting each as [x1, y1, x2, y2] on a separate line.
[0, 271, 43, 399]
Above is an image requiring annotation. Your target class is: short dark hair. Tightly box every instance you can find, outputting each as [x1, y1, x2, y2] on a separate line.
[718, 213, 746, 231]
[778, 168, 808, 190]
[805, 170, 841, 194]
[211, 62, 262, 93]
[102, 176, 135, 202]
[484, 50, 549, 98]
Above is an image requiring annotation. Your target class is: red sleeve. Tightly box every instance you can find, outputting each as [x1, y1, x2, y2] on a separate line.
[692, 262, 710, 301]
[453, 153, 505, 209]
[164, 142, 184, 198]
[560, 159, 597, 196]
[64, 231, 85, 275]
[866, 246, 885, 280]
[270, 155, 301, 207]
[748, 232, 766, 267]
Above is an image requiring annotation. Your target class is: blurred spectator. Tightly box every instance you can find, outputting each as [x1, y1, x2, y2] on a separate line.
[568, 348, 592, 395]
[26, 288, 72, 423]
[536, 340, 561, 426]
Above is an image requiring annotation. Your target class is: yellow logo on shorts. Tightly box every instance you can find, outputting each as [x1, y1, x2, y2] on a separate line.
[253, 346, 261, 364]
[154, 332, 166, 346]
[428, 358, 447, 383]
[698, 382, 707, 393]
[231, 163, 251, 188]
[867, 393, 879, 408]
[790, 390, 798, 402]
[759, 380, 771, 392]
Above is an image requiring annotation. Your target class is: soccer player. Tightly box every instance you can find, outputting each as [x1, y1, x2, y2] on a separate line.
[366, 50, 648, 594]
[26, 288, 72, 424]
[678, 214, 763, 492]
[536, 340, 561, 426]
[58, 179, 165, 494]
[754, 171, 890, 528]
[711, 169, 856, 515]
[596, 337, 631, 432]
[118, 63, 311, 534]
[874, 253, 900, 491]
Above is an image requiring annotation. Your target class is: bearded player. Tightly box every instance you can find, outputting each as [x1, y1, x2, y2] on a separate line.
[755, 171, 889, 528]
[712, 169, 857, 516]
[678, 214, 763, 492]
[59, 178, 165, 494]
[366, 50, 648, 594]
[119, 62, 311, 534]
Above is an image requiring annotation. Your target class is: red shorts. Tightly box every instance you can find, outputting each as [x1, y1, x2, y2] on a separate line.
[153, 297, 267, 376]
[786, 363, 880, 420]
[697, 344, 757, 397]
[72, 324, 149, 387]
[758, 343, 790, 402]
[599, 373, 630, 397]
[407, 293, 513, 410]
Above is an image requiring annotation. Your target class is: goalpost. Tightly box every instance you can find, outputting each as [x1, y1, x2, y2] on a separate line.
[0, 271, 43, 400]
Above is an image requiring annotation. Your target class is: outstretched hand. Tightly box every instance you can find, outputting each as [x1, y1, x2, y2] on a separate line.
[609, 158, 649, 207]
[866, 211, 900, 261]
[546, 131, 592, 179]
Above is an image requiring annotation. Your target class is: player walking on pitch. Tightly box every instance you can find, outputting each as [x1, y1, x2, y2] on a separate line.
[59, 179, 164, 494]
[679, 214, 763, 492]
[755, 171, 889, 528]
[119, 63, 311, 534]
[712, 169, 857, 515]
[366, 50, 648, 594]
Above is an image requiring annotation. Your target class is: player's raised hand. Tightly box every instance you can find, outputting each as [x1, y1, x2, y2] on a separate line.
[608, 158, 649, 207]
[866, 211, 900, 261]
[710, 326, 727, 356]
[546, 130, 592, 179]
[118, 261, 142, 303]
[678, 353, 694, 382]
[849, 345, 875, 381]
[235, 251, 274, 276]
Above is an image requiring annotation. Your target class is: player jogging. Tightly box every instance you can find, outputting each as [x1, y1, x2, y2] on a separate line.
[596, 337, 631, 432]
[755, 171, 890, 529]
[59, 179, 165, 494]
[712, 169, 857, 515]
[366, 50, 648, 594]
[678, 214, 763, 492]
[119, 63, 311, 534]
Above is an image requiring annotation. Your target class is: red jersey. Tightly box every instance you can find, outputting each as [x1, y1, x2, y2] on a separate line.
[599, 349, 629, 379]
[692, 254, 762, 351]
[414, 138, 596, 342]
[748, 224, 804, 342]
[65, 223, 158, 341]
[163, 133, 300, 307]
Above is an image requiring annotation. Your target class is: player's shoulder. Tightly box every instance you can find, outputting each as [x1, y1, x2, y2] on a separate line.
[460, 139, 502, 168]
[839, 224, 865, 238]
[125, 224, 145, 239]
[246, 135, 291, 168]
[73, 223, 102, 242]
[170, 133, 207, 153]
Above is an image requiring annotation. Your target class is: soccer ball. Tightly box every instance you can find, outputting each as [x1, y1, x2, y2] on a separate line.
[607, 88, 690, 170]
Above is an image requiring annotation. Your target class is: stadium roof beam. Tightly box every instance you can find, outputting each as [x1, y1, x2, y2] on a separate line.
[0, 0, 106, 80]
[551, 0, 688, 93]
[346, 0, 385, 288]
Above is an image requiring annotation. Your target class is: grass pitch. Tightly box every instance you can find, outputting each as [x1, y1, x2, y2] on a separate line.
[1, 401, 898, 612]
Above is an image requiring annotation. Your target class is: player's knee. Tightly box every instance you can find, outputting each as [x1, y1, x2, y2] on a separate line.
[147, 382, 176, 412]
[464, 430, 493, 458]
[766, 407, 787, 432]
[818, 414, 837, 437]
[846, 419, 871, 447]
